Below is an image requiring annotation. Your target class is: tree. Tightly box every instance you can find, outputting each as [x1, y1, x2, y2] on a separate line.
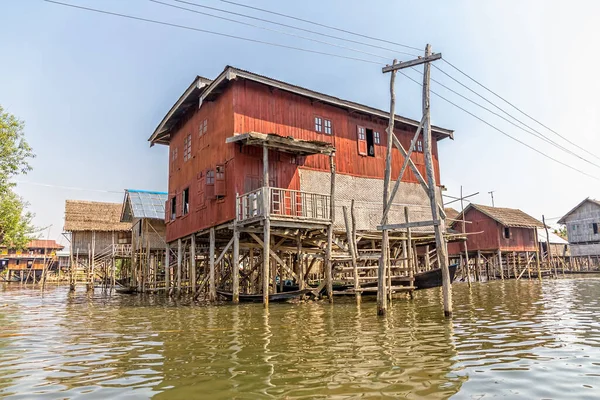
[0, 105, 34, 192]
[554, 226, 567, 240]
[0, 105, 36, 248]
[0, 190, 35, 248]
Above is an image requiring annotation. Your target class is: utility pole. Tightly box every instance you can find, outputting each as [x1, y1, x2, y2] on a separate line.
[488, 191, 495, 207]
[380, 44, 453, 317]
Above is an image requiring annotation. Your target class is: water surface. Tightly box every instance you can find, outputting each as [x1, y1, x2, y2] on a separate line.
[1, 278, 599, 399]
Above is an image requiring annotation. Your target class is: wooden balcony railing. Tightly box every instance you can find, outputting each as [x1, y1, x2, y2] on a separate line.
[237, 187, 330, 223]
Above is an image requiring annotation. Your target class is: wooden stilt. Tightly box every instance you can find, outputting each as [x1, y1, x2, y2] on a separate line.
[296, 232, 304, 290]
[232, 227, 240, 304]
[498, 249, 504, 280]
[326, 153, 336, 302]
[263, 219, 271, 306]
[177, 238, 182, 295]
[190, 234, 196, 297]
[534, 229, 542, 280]
[209, 227, 216, 301]
[343, 206, 359, 298]
[476, 250, 482, 282]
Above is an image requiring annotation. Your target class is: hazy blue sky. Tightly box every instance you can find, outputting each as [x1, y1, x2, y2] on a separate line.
[2, 0, 599, 245]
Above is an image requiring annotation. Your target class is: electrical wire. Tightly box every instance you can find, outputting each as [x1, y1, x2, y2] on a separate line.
[15, 180, 124, 194]
[398, 72, 600, 181]
[42, 0, 383, 65]
[440, 59, 600, 162]
[164, 0, 418, 57]
[215, 0, 423, 52]
[149, 0, 393, 61]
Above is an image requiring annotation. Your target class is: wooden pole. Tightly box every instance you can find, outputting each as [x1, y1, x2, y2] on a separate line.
[190, 234, 196, 296]
[476, 250, 482, 282]
[177, 238, 182, 295]
[534, 229, 542, 280]
[165, 243, 171, 295]
[326, 153, 336, 302]
[497, 249, 504, 280]
[232, 227, 240, 303]
[343, 206, 359, 296]
[405, 207, 414, 280]
[542, 215, 556, 278]
[69, 236, 75, 291]
[379, 58, 397, 317]
[460, 185, 471, 287]
[422, 44, 452, 317]
[512, 251, 518, 279]
[263, 144, 270, 306]
[209, 227, 216, 301]
[296, 232, 304, 290]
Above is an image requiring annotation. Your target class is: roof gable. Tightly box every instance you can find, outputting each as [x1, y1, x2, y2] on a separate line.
[149, 66, 454, 145]
[557, 198, 600, 224]
[121, 190, 168, 222]
[454, 204, 543, 229]
[64, 200, 131, 232]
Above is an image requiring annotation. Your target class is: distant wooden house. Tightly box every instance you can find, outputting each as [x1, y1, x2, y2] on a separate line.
[64, 200, 131, 287]
[448, 204, 544, 279]
[120, 189, 168, 291]
[558, 198, 600, 257]
[537, 228, 569, 258]
[0, 240, 64, 282]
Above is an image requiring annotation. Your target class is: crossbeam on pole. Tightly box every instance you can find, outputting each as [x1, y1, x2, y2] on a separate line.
[377, 220, 439, 231]
[382, 53, 442, 73]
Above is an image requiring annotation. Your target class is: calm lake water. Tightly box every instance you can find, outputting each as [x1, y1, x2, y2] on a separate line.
[1, 278, 600, 399]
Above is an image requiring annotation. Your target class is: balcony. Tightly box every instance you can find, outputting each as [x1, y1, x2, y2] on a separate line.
[237, 187, 331, 224]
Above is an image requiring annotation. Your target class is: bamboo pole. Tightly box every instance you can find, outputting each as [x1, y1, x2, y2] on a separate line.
[209, 227, 216, 301]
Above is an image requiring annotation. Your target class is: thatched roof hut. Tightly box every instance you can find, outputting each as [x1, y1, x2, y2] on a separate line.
[64, 200, 131, 232]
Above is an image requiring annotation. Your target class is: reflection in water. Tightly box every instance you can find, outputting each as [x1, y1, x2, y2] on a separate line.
[1, 277, 600, 398]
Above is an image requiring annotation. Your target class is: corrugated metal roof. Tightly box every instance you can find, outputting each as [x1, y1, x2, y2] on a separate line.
[122, 190, 168, 221]
[537, 228, 569, 245]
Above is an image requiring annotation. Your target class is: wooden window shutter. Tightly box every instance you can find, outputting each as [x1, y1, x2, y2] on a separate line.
[164, 199, 169, 223]
[196, 173, 206, 210]
[215, 164, 226, 198]
[206, 169, 215, 199]
[357, 126, 367, 156]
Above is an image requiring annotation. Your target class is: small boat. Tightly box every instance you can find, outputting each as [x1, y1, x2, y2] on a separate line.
[216, 288, 313, 303]
[345, 264, 459, 294]
[115, 286, 138, 294]
[414, 263, 459, 289]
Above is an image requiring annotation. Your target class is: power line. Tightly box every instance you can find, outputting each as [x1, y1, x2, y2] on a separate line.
[42, 0, 383, 65]
[215, 0, 423, 52]
[150, 0, 392, 61]
[41, 1, 600, 181]
[440, 58, 600, 162]
[164, 0, 418, 58]
[430, 63, 600, 168]
[169, 0, 600, 170]
[398, 72, 600, 181]
[409, 68, 600, 170]
[15, 180, 124, 194]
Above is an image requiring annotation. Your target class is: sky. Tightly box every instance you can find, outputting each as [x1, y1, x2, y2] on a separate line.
[2, 0, 599, 246]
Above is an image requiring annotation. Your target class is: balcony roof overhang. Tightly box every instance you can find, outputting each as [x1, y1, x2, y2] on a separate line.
[226, 132, 335, 156]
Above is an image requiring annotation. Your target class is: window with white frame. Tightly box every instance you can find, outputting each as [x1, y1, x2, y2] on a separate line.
[358, 127, 366, 140]
[417, 139, 423, 152]
[183, 134, 192, 161]
[315, 116, 322, 132]
[374, 131, 380, 144]
[324, 119, 332, 135]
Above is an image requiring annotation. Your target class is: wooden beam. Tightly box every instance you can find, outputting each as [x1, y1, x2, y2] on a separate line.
[209, 228, 216, 301]
[232, 227, 240, 303]
[381, 115, 426, 223]
[248, 232, 298, 280]
[382, 53, 442, 72]
[378, 220, 439, 231]
[190, 234, 196, 296]
[214, 237, 234, 266]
